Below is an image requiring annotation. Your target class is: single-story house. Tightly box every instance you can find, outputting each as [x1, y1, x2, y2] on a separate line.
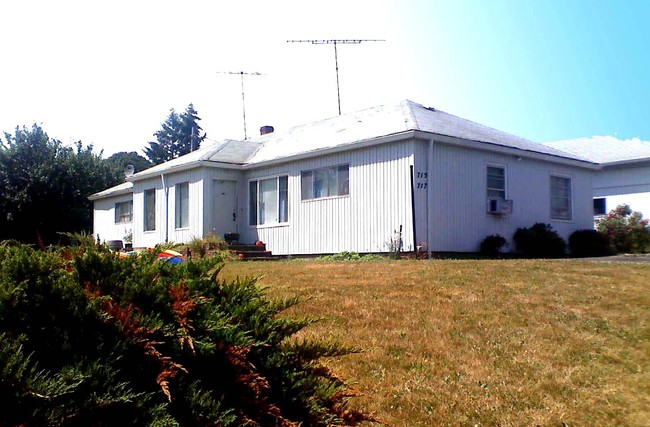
[545, 136, 650, 218]
[90, 100, 598, 255]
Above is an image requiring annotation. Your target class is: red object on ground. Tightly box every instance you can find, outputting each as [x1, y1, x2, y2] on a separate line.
[255, 240, 264, 246]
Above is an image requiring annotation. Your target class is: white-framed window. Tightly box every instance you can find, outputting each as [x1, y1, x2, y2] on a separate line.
[550, 175, 572, 220]
[486, 165, 506, 200]
[144, 189, 156, 231]
[249, 175, 288, 226]
[175, 182, 189, 229]
[301, 164, 349, 200]
[114, 200, 133, 224]
[593, 198, 606, 216]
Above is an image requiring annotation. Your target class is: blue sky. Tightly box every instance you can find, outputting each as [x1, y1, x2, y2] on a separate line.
[0, 0, 648, 155]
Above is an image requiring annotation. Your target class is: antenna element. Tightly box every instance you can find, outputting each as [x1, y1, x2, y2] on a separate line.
[217, 71, 264, 139]
[287, 39, 385, 115]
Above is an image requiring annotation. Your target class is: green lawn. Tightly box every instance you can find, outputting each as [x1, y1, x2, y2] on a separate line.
[221, 259, 650, 426]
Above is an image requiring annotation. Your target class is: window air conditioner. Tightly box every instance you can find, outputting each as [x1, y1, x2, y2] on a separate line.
[487, 198, 513, 215]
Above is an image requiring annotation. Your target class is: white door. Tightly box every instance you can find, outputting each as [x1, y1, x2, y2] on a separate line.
[212, 180, 237, 237]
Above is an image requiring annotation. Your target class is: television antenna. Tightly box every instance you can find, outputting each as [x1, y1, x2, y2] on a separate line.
[217, 71, 264, 139]
[287, 39, 385, 115]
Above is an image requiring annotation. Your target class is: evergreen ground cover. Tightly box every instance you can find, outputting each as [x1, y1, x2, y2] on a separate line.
[223, 259, 650, 426]
[0, 239, 367, 426]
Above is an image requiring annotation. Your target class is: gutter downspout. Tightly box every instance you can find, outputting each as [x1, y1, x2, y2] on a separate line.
[161, 174, 169, 243]
[427, 139, 435, 259]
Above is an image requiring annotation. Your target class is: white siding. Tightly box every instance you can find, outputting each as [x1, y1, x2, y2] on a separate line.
[240, 141, 415, 255]
[132, 171, 204, 248]
[429, 143, 594, 252]
[92, 194, 133, 243]
[593, 164, 650, 218]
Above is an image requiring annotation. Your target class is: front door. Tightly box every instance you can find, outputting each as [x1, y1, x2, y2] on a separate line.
[211, 180, 237, 237]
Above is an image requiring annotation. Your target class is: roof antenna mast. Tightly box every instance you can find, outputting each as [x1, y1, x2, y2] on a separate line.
[218, 71, 264, 139]
[287, 39, 385, 115]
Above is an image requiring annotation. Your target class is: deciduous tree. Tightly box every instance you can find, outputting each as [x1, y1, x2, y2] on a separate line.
[0, 125, 123, 245]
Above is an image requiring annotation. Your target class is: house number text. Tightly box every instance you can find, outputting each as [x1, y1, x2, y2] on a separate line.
[416, 171, 428, 190]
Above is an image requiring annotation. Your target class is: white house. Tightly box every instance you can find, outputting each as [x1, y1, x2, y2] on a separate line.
[545, 136, 650, 218]
[90, 100, 598, 255]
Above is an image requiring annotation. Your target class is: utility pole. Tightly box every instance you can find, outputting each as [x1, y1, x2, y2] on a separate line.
[217, 71, 264, 139]
[287, 39, 385, 115]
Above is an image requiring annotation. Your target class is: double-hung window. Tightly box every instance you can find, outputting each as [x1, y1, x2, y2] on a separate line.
[249, 176, 288, 226]
[301, 165, 349, 200]
[550, 175, 572, 220]
[486, 165, 506, 200]
[175, 182, 189, 228]
[114, 200, 133, 224]
[144, 189, 156, 231]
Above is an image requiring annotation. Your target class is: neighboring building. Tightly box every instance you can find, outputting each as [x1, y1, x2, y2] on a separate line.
[91, 100, 598, 255]
[545, 136, 650, 218]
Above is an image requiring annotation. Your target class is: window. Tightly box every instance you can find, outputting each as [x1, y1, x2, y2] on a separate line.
[301, 165, 349, 200]
[249, 176, 288, 226]
[144, 189, 156, 231]
[550, 175, 572, 220]
[114, 200, 133, 224]
[593, 198, 606, 216]
[175, 182, 189, 228]
[486, 165, 506, 199]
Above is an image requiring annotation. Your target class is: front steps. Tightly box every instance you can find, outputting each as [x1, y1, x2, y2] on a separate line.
[229, 243, 274, 261]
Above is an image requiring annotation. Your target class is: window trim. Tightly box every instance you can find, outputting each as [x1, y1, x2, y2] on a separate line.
[175, 182, 190, 229]
[550, 174, 573, 221]
[248, 174, 289, 228]
[114, 200, 133, 224]
[143, 188, 156, 232]
[300, 164, 350, 201]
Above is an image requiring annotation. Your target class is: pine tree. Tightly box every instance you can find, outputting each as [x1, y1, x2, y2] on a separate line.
[145, 104, 206, 165]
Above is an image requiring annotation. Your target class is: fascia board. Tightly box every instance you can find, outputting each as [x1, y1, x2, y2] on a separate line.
[413, 131, 601, 171]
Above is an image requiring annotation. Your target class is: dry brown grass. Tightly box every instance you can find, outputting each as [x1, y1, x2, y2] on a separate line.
[221, 259, 650, 426]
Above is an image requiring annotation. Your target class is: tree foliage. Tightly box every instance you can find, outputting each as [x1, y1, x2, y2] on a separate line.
[0, 125, 123, 245]
[145, 104, 206, 165]
[108, 151, 153, 174]
[0, 239, 368, 426]
[596, 204, 650, 253]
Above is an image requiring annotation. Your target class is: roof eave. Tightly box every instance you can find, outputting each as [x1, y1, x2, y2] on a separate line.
[127, 160, 244, 181]
[601, 157, 650, 168]
[414, 131, 601, 170]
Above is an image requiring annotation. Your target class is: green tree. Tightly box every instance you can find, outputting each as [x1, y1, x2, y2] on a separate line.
[0, 125, 123, 245]
[107, 151, 153, 174]
[145, 103, 206, 165]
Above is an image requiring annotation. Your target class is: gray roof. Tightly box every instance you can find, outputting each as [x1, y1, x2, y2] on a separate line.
[244, 100, 587, 164]
[88, 181, 133, 200]
[91, 100, 595, 200]
[127, 139, 261, 180]
[544, 136, 650, 165]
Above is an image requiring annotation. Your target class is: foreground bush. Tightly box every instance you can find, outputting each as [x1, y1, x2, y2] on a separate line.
[513, 223, 566, 258]
[596, 204, 650, 254]
[0, 239, 367, 426]
[479, 234, 507, 257]
[568, 229, 611, 257]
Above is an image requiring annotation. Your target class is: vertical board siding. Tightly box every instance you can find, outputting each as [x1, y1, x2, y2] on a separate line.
[133, 171, 204, 247]
[241, 141, 415, 255]
[430, 143, 594, 252]
[92, 194, 134, 243]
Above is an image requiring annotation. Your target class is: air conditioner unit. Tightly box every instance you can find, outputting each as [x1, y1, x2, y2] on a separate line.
[487, 198, 513, 215]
